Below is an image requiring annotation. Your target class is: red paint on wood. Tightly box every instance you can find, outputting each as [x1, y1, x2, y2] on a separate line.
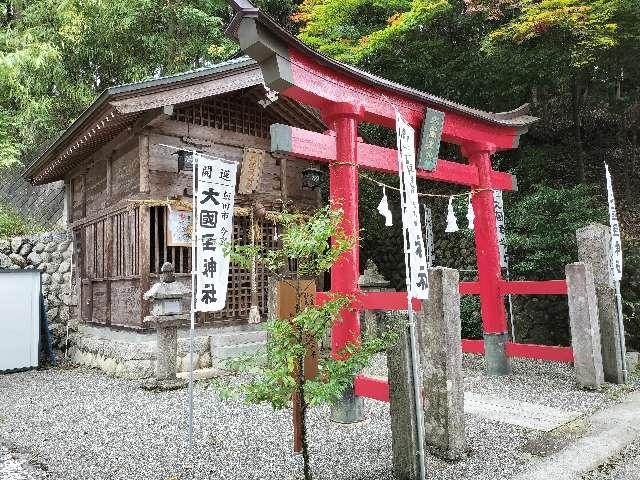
[354, 375, 390, 403]
[499, 280, 568, 295]
[278, 125, 516, 191]
[358, 292, 422, 311]
[465, 145, 507, 334]
[285, 49, 521, 149]
[459, 281, 481, 295]
[505, 342, 574, 363]
[327, 106, 362, 359]
[462, 339, 486, 354]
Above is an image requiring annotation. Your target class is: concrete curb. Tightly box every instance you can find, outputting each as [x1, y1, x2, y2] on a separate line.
[513, 390, 640, 480]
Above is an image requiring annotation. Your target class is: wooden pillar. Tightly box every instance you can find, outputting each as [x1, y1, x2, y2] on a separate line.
[139, 206, 151, 325]
[462, 142, 511, 376]
[323, 103, 364, 358]
[323, 102, 365, 424]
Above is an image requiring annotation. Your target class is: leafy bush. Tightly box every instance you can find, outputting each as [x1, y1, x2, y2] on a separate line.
[506, 184, 606, 280]
[0, 204, 31, 238]
[622, 240, 640, 351]
[460, 295, 483, 340]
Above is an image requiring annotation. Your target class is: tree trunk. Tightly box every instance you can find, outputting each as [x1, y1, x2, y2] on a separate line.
[572, 78, 587, 183]
[294, 270, 312, 480]
[625, 130, 636, 201]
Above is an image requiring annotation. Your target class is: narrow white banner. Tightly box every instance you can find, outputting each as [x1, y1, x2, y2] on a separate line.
[396, 112, 429, 300]
[423, 206, 434, 267]
[605, 163, 623, 282]
[493, 190, 508, 268]
[195, 154, 238, 312]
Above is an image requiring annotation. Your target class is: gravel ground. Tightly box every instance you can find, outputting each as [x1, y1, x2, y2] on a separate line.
[0, 446, 46, 480]
[1, 355, 637, 480]
[583, 440, 640, 479]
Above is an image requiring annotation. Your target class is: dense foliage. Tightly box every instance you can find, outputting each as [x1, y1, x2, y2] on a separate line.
[1, 0, 639, 341]
[0, 0, 236, 167]
[0, 203, 39, 237]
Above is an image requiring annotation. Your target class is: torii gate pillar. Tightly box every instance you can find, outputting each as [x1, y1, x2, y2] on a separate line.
[324, 103, 366, 423]
[463, 143, 511, 375]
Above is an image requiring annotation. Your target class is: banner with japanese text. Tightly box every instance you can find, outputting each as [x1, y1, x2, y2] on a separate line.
[605, 163, 623, 282]
[493, 190, 508, 268]
[195, 154, 237, 312]
[396, 112, 429, 300]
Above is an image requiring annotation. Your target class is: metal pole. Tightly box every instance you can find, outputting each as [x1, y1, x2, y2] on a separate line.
[400, 161, 426, 480]
[615, 280, 628, 383]
[407, 299, 426, 480]
[188, 150, 198, 453]
[505, 261, 516, 342]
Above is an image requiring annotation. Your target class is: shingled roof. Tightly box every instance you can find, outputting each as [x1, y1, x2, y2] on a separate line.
[24, 56, 324, 185]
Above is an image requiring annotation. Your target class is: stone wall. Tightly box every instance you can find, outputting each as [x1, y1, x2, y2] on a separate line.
[0, 231, 77, 347]
[68, 331, 212, 380]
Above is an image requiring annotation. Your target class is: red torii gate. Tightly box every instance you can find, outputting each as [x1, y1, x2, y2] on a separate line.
[227, 1, 572, 406]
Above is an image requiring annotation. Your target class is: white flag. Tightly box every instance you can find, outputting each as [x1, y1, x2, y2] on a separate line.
[493, 190, 508, 268]
[396, 112, 429, 300]
[605, 163, 623, 282]
[195, 154, 238, 312]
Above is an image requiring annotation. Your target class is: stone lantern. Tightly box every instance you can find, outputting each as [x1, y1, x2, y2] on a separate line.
[142, 262, 191, 390]
[358, 260, 394, 338]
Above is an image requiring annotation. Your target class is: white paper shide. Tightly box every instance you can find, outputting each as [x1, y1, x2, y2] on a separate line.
[396, 112, 429, 300]
[195, 154, 237, 312]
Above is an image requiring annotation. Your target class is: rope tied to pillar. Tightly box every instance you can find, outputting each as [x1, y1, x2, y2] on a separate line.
[359, 172, 493, 198]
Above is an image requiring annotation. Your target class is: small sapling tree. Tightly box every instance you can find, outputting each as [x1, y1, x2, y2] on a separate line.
[218, 206, 397, 480]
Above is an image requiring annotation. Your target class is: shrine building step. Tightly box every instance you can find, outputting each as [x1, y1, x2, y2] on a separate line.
[210, 341, 267, 360]
[210, 329, 267, 361]
[210, 329, 267, 348]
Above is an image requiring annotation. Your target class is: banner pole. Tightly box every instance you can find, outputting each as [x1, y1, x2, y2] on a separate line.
[615, 280, 628, 383]
[400, 160, 426, 480]
[188, 150, 198, 453]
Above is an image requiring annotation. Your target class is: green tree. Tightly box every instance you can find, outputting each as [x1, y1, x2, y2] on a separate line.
[220, 207, 397, 480]
[0, 0, 237, 167]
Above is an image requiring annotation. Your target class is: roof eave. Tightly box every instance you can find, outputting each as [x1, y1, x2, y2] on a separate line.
[23, 57, 259, 182]
[226, 2, 538, 132]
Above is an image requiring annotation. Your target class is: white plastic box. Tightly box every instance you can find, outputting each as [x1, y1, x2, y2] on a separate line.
[0, 270, 41, 372]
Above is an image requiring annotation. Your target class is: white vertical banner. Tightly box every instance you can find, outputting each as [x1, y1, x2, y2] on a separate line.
[423, 206, 434, 267]
[605, 163, 623, 282]
[195, 153, 237, 312]
[493, 190, 508, 268]
[397, 112, 429, 300]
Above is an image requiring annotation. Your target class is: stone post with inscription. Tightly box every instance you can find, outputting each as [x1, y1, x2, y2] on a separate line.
[566, 262, 605, 389]
[576, 224, 627, 384]
[388, 266, 465, 478]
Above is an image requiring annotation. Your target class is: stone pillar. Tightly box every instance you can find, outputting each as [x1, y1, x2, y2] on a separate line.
[387, 328, 420, 480]
[388, 267, 466, 478]
[358, 260, 394, 338]
[418, 267, 465, 459]
[156, 327, 178, 381]
[566, 262, 605, 389]
[576, 224, 627, 384]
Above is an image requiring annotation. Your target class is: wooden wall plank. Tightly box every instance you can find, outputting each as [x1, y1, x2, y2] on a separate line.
[138, 206, 151, 325]
[139, 135, 150, 193]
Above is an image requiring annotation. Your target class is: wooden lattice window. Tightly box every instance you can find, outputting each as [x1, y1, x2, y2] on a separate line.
[172, 93, 281, 139]
[149, 206, 278, 324]
[150, 206, 191, 274]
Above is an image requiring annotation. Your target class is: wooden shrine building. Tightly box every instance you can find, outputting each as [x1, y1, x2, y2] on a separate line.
[24, 56, 324, 330]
